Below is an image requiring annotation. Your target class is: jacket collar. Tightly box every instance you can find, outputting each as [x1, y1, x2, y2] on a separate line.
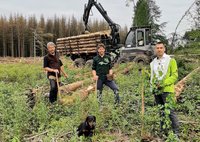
[157, 53, 167, 60]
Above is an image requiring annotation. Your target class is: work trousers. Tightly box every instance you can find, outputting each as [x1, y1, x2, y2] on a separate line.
[97, 79, 119, 105]
[49, 79, 58, 103]
[154, 92, 179, 135]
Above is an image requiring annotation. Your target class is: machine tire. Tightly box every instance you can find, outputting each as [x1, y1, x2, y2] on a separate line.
[117, 57, 129, 64]
[85, 59, 93, 67]
[73, 58, 85, 67]
[133, 54, 150, 65]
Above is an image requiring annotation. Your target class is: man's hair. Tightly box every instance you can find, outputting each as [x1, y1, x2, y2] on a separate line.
[155, 41, 165, 48]
[47, 42, 56, 48]
[156, 41, 164, 45]
[97, 43, 105, 49]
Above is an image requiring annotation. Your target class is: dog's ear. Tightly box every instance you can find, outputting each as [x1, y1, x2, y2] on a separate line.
[86, 116, 90, 122]
[93, 116, 96, 122]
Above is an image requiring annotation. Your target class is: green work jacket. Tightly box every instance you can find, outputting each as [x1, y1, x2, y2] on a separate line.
[150, 58, 178, 93]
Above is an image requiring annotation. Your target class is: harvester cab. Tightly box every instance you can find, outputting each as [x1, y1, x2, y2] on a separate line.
[118, 26, 155, 64]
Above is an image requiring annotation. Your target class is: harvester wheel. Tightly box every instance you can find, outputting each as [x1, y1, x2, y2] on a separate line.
[117, 57, 129, 64]
[133, 54, 150, 65]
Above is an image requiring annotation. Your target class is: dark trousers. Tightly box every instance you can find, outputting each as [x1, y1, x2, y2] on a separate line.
[154, 92, 179, 135]
[49, 79, 58, 103]
[97, 79, 118, 92]
[97, 79, 119, 105]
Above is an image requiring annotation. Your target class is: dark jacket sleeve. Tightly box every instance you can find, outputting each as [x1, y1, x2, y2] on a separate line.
[59, 59, 63, 66]
[108, 56, 112, 69]
[43, 56, 48, 68]
[92, 57, 96, 70]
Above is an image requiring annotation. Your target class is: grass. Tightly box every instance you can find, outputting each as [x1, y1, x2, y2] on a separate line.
[0, 57, 199, 142]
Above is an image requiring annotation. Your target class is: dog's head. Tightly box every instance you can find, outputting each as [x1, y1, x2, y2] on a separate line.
[86, 115, 96, 128]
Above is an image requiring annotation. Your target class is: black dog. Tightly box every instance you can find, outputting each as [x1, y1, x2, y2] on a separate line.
[77, 115, 96, 137]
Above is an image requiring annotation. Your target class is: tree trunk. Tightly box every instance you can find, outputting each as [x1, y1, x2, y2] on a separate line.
[10, 27, 14, 57]
[21, 35, 25, 57]
[2, 24, 7, 57]
[18, 34, 21, 57]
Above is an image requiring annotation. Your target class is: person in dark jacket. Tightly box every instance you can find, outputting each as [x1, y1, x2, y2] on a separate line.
[43, 42, 68, 103]
[92, 43, 120, 108]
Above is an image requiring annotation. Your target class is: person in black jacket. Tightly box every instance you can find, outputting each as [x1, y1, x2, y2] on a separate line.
[43, 42, 68, 103]
[92, 43, 120, 108]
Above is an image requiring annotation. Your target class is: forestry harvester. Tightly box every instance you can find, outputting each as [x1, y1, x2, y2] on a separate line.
[56, 0, 154, 67]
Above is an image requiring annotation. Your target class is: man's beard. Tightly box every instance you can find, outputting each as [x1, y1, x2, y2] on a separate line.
[99, 52, 104, 56]
[50, 51, 55, 55]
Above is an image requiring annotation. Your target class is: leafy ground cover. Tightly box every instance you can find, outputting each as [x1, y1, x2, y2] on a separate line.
[0, 57, 199, 142]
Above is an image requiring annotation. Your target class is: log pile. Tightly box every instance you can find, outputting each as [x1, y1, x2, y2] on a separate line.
[175, 67, 200, 98]
[59, 80, 84, 94]
[56, 30, 111, 55]
[59, 85, 95, 105]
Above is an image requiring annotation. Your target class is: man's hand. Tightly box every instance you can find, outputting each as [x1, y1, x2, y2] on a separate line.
[93, 75, 98, 81]
[156, 83, 162, 90]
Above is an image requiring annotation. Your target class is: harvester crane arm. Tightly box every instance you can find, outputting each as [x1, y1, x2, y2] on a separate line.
[83, 0, 120, 45]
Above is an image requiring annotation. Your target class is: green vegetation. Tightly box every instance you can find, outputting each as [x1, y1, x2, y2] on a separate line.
[174, 43, 200, 55]
[133, 0, 150, 26]
[0, 55, 199, 141]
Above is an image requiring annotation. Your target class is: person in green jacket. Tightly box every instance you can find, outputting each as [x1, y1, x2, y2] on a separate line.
[150, 41, 179, 137]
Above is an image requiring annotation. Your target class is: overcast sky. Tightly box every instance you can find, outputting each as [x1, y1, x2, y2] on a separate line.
[0, 0, 195, 36]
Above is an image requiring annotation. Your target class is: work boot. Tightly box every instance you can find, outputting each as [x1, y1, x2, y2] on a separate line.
[173, 129, 180, 141]
[114, 90, 120, 105]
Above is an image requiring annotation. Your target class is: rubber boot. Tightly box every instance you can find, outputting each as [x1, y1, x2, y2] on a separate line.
[114, 90, 120, 105]
[97, 90, 103, 110]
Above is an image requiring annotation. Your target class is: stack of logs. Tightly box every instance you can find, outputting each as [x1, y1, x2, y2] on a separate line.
[56, 30, 111, 55]
[175, 67, 200, 98]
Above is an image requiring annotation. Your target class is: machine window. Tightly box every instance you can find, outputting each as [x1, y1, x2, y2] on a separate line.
[137, 31, 144, 46]
[145, 29, 151, 45]
[125, 31, 136, 47]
